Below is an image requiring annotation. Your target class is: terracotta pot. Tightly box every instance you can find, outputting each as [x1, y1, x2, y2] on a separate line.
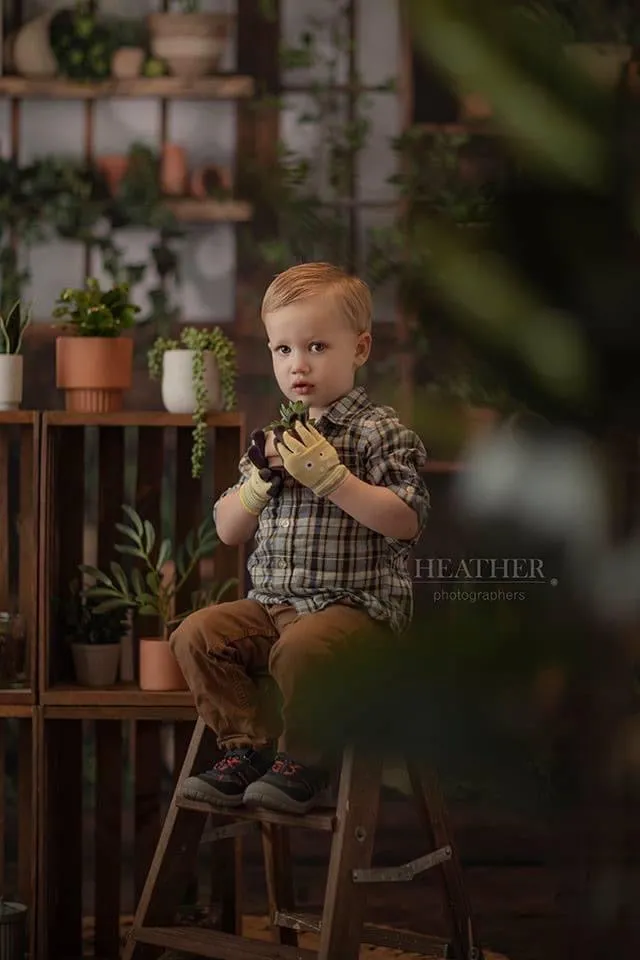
[56, 336, 134, 413]
[71, 643, 120, 687]
[147, 12, 232, 78]
[96, 155, 129, 196]
[564, 42, 632, 86]
[459, 91, 492, 121]
[111, 46, 145, 80]
[190, 164, 232, 199]
[139, 637, 188, 691]
[161, 143, 188, 197]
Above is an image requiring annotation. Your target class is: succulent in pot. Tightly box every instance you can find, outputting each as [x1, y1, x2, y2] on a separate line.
[53, 277, 140, 414]
[0, 300, 31, 411]
[263, 400, 317, 471]
[65, 578, 127, 688]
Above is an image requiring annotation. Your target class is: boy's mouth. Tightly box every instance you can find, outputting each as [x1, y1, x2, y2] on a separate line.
[292, 382, 313, 395]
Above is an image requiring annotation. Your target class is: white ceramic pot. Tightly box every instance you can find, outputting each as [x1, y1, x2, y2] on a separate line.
[71, 643, 120, 687]
[0, 355, 23, 410]
[161, 349, 222, 415]
[148, 13, 232, 78]
[13, 12, 57, 78]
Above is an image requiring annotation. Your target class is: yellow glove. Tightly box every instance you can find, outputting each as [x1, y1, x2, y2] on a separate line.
[275, 421, 349, 497]
[238, 467, 273, 516]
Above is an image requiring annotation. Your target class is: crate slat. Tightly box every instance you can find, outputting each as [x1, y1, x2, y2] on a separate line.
[0, 430, 9, 610]
[134, 720, 164, 905]
[95, 720, 124, 958]
[18, 423, 38, 692]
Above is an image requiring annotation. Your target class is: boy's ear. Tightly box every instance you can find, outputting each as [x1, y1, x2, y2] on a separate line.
[355, 332, 372, 367]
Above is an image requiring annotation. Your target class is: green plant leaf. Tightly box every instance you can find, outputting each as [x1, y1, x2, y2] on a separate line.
[109, 561, 129, 594]
[143, 520, 156, 556]
[78, 563, 113, 587]
[92, 598, 131, 614]
[131, 567, 145, 598]
[138, 603, 159, 616]
[175, 544, 186, 578]
[121, 504, 144, 537]
[83, 586, 123, 599]
[146, 570, 161, 594]
[156, 538, 172, 571]
[114, 543, 145, 559]
[115, 522, 142, 544]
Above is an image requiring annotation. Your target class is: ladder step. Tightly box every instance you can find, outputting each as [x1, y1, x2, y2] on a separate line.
[273, 912, 451, 957]
[131, 924, 317, 959]
[176, 796, 336, 832]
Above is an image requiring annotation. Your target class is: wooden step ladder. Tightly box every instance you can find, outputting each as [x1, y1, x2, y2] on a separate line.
[122, 716, 482, 960]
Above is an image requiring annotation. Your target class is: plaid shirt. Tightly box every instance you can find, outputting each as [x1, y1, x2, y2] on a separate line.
[216, 387, 430, 634]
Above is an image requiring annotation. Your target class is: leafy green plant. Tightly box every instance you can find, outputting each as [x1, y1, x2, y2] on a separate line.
[513, 0, 640, 44]
[0, 301, 31, 355]
[79, 505, 237, 638]
[49, 2, 117, 81]
[53, 277, 140, 337]
[64, 578, 127, 646]
[148, 326, 238, 479]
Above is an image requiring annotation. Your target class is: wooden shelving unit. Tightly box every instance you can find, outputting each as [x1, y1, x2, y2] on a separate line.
[0, 74, 255, 100]
[166, 197, 253, 222]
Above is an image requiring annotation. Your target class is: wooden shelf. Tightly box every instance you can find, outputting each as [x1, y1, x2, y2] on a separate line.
[166, 198, 253, 223]
[0, 74, 255, 100]
[43, 683, 196, 709]
[0, 688, 35, 706]
[423, 460, 464, 473]
[43, 410, 245, 428]
[0, 410, 38, 424]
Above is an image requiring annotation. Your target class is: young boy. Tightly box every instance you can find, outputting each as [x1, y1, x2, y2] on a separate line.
[171, 262, 429, 814]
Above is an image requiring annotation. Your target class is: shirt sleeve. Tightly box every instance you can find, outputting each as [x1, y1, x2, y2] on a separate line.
[363, 419, 430, 542]
[212, 452, 253, 521]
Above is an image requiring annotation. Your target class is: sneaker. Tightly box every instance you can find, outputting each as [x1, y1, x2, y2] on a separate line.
[179, 747, 273, 807]
[243, 753, 330, 815]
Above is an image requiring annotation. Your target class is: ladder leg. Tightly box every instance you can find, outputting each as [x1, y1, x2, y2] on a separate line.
[262, 823, 298, 945]
[407, 761, 482, 960]
[318, 747, 383, 960]
[123, 718, 218, 960]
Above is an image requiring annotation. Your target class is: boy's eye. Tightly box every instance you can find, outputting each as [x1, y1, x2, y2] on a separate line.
[310, 342, 326, 353]
[276, 345, 291, 355]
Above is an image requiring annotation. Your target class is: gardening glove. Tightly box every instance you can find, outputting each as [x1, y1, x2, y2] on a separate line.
[238, 429, 283, 516]
[274, 421, 349, 497]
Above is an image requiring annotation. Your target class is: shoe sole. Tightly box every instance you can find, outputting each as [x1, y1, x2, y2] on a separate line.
[179, 776, 245, 808]
[243, 781, 329, 815]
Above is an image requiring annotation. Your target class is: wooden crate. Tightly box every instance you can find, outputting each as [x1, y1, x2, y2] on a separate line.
[0, 412, 39, 703]
[38, 411, 245, 705]
[37, 711, 199, 960]
[0, 706, 39, 960]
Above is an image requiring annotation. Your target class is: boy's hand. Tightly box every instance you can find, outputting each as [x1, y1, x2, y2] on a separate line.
[238, 429, 283, 516]
[275, 421, 349, 497]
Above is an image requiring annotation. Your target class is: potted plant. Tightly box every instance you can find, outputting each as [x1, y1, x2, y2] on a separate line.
[53, 277, 140, 413]
[0, 300, 31, 411]
[148, 326, 237, 479]
[263, 400, 317, 471]
[79, 505, 238, 691]
[147, 0, 233, 78]
[64, 579, 127, 687]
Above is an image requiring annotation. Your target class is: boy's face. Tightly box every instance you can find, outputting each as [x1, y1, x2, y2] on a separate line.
[264, 295, 371, 418]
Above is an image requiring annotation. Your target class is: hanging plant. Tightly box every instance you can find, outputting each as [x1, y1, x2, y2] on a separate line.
[148, 326, 237, 479]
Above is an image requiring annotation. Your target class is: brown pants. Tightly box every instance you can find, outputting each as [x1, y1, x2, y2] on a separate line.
[170, 598, 385, 765]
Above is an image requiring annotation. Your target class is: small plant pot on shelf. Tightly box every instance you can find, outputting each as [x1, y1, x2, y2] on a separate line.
[111, 46, 145, 79]
[56, 336, 134, 413]
[139, 637, 188, 692]
[71, 643, 120, 687]
[161, 349, 223, 414]
[147, 13, 232, 78]
[0, 355, 23, 410]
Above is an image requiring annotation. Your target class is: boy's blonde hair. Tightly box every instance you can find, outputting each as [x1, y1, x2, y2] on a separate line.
[261, 262, 372, 334]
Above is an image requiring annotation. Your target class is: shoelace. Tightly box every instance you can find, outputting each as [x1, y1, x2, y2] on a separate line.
[213, 748, 251, 772]
[271, 753, 303, 777]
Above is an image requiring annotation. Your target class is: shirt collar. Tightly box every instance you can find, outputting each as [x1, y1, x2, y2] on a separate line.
[318, 386, 371, 425]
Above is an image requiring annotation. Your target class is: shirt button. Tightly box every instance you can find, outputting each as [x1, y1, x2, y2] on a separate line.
[279, 518, 290, 528]
[406, 485, 414, 495]
[278, 559, 287, 568]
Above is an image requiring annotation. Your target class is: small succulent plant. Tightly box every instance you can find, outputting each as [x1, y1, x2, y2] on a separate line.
[265, 400, 316, 438]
